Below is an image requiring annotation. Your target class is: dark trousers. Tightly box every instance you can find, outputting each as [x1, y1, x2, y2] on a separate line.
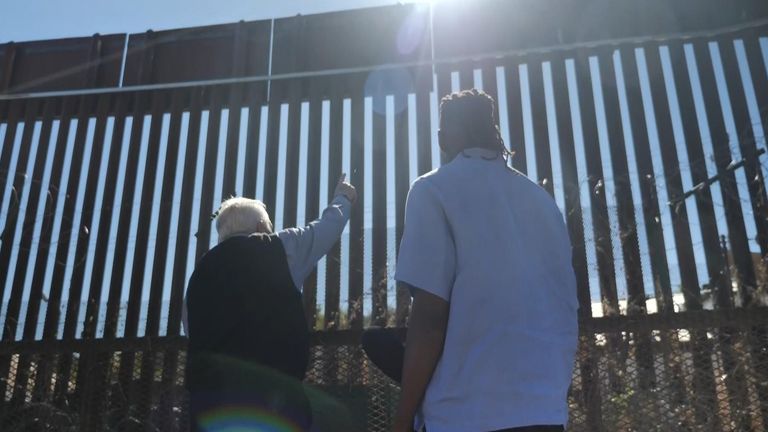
[361, 328, 565, 432]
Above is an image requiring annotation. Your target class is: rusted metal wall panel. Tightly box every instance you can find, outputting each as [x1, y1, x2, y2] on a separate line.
[272, 4, 430, 75]
[0, 35, 125, 93]
[122, 21, 271, 86]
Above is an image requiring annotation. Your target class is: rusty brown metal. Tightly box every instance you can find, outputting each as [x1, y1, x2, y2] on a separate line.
[0, 35, 124, 94]
[123, 21, 271, 87]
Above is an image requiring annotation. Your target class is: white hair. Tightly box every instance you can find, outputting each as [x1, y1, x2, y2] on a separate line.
[215, 197, 273, 242]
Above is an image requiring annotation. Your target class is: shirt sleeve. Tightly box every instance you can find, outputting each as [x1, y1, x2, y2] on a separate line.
[277, 195, 352, 290]
[395, 179, 456, 301]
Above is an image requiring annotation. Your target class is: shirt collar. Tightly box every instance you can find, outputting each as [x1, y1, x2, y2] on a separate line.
[460, 147, 503, 161]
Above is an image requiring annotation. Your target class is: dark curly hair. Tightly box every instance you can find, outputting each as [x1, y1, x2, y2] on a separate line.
[439, 88, 510, 160]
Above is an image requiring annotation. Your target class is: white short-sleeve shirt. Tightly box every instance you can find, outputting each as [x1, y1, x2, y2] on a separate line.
[395, 148, 579, 432]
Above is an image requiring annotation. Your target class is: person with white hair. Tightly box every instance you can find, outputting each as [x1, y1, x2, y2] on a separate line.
[184, 175, 357, 432]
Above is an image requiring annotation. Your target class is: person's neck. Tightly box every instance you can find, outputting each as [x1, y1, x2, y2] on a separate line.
[448, 147, 500, 161]
[218, 231, 257, 244]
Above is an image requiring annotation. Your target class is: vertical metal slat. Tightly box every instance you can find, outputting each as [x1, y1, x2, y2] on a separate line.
[504, 61, 527, 173]
[394, 91, 411, 327]
[371, 94, 388, 327]
[527, 59, 554, 194]
[302, 79, 324, 329]
[324, 83, 344, 331]
[348, 78, 365, 330]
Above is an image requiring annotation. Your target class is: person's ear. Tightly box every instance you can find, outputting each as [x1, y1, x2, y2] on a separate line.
[256, 219, 274, 234]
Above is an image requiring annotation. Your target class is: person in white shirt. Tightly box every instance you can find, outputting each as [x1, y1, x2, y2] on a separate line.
[364, 89, 578, 432]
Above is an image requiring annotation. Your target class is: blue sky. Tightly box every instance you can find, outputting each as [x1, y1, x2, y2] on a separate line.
[0, 0, 426, 43]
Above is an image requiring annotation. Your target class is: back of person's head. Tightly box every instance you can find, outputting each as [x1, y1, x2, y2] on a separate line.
[215, 197, 273, 242]
[439, 89, 508, 160]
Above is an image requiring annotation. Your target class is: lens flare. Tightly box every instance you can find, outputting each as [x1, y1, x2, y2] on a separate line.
[198, 405, 304, 432]
[365, 68, 413, 115]
[397, 5, 429, 56]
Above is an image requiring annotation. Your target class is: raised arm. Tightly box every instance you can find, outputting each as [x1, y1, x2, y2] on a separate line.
[277, 174, 357, 289]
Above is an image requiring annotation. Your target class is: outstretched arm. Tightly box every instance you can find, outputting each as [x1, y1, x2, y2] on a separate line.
[392, 283, 450, 432]
[277, 175, 357, 289]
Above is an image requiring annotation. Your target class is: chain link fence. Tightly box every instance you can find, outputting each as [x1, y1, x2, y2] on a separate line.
[0, 312, 767, 431]
[570, 325, 768, 431]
